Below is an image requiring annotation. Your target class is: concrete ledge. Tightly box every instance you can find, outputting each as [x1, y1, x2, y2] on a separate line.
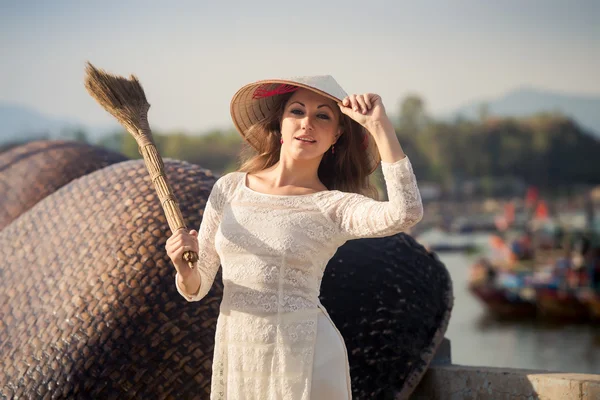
[411, 364, 600, 400]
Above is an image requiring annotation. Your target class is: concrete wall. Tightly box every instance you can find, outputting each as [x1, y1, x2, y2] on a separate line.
[412, 364, 600, 400]
[410, 338, 600, 399]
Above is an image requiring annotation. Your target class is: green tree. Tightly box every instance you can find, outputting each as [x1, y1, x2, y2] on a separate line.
[398, 95, 428, 134]
[478, 103, 490, 122]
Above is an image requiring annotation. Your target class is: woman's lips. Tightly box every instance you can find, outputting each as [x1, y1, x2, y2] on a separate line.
[295, 138, 316, 144]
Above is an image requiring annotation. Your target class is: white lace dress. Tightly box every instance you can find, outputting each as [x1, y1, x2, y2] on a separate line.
[175, 157, 423, 400]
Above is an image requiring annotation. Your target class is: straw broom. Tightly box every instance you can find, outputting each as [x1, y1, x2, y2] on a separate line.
[84, 62, 198, 269]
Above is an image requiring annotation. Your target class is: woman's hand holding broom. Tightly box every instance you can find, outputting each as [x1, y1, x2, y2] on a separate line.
[166, 229, 201, 295]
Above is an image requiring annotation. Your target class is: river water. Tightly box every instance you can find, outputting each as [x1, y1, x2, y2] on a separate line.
[440, 251, 600, 374]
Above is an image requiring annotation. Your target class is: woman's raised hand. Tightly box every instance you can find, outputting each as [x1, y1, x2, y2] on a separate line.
[338, 93, 390, 130]
[166, 228, 199, 277]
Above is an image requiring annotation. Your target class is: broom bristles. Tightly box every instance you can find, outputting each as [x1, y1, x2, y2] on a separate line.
[84, 62, 150, 135]
[84, 62, 197, 266]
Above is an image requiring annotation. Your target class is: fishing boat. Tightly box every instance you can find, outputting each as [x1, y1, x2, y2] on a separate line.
[469, 282, 536, 318]
[577, 288, 600, 320]
[586, 294, 600, 320]
[468, 259, 536, 318]
[534, 286, 589, 321]
[524, 259, 590, 321]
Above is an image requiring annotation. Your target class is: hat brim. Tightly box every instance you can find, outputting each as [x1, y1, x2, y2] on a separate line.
[230, 79, 381, 174]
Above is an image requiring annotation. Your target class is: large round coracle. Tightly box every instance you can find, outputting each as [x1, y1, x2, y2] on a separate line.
[0, 159, 221, 399]
[0, 140, 128, 230]
[320, 234, 453, 399]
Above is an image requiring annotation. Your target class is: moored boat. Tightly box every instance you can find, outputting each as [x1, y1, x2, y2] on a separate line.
[469, 283, 536, 318]
[535, 287, 589, 321]
[577, 288, 600, 320]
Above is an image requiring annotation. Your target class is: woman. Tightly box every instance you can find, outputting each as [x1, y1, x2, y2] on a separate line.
[165, 76, 423, 400]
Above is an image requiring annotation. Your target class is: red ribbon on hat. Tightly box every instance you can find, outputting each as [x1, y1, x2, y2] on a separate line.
[253, 84, 299, 99]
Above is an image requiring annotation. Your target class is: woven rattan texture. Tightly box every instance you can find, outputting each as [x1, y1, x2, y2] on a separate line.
[0, 159, 220, 399]
[0, 140, 128, 230]
[320, 235, 453, 399]
[0, 157, 452, 399]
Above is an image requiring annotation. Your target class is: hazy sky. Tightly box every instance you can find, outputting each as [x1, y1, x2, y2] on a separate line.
[1, 0, 598, 133]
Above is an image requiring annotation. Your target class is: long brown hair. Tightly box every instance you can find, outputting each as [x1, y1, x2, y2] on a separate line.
[237, 92, 378, 198]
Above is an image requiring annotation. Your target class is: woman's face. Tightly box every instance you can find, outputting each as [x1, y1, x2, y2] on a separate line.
[280, 88, 342, 161]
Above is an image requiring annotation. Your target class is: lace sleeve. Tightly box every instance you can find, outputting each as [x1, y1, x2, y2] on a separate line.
[318, 156, 423, 240]
[175, 175, 226, 302]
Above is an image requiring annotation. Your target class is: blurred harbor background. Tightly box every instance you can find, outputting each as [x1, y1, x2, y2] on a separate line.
[442, 249, 600, 374]
[2, 0, 599, 376]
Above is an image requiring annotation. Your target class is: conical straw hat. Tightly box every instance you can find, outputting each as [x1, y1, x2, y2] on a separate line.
[230, 76, 381, 174]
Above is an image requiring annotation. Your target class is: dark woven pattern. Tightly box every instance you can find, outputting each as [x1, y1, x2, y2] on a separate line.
[0, 158, 452, 399]
[0, 140, 128, 230]
[320, 235, 453, 400]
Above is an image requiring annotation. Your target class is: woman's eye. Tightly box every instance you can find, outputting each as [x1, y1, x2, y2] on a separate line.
[289, 109, 330, 120]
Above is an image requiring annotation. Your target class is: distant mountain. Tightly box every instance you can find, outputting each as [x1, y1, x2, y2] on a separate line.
[0, 102, 117, 144]
[443, 87, 600, 138]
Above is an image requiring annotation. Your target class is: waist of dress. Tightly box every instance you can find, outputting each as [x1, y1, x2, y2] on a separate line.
[221, 289, 323, 315]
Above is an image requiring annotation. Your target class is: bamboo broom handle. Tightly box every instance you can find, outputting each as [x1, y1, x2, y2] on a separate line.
[135, 115, 199, 268]
[82, 62, 198, 269]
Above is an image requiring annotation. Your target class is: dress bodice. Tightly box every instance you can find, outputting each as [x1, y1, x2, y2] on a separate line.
[174, 157, 423, 399]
